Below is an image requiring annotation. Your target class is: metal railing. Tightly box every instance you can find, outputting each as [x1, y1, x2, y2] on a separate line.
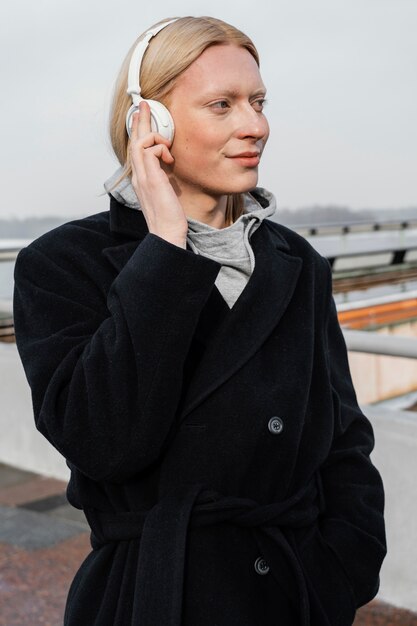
[3, 241, 417, 358]
[291, 217, 417, 237]
[0, 240, 32, 261]
[343, 329, 417, 359]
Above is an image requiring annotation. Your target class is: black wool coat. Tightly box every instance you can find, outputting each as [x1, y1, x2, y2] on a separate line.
[13, 190, 386, 626]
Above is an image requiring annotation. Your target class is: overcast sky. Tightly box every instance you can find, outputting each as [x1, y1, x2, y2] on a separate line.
[1, 0, 416, 219]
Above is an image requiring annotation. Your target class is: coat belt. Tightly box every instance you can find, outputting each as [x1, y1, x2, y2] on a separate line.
[84, 476, 322, 626]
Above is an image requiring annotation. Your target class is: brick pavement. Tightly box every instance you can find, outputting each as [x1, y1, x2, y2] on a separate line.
[0, 462, 415, 626]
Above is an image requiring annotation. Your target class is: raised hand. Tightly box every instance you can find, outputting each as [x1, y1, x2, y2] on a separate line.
[129, 101, 188, 248]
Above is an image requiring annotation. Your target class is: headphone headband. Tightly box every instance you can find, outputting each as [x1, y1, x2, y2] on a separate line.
[127, 18, 179, 106]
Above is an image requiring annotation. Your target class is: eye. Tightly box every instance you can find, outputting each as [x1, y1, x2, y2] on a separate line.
[210, 100, 230, 110]
[252, 98, 268, 112]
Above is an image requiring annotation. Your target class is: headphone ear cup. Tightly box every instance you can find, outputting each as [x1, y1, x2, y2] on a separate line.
[147, 99, 175, 142]
[125, 100, 175, 142]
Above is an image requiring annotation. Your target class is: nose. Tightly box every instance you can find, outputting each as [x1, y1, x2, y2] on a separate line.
[235, 103, 269, 141]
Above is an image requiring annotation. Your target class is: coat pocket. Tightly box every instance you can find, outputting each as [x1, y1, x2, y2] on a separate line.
[296, 524, 357, 626]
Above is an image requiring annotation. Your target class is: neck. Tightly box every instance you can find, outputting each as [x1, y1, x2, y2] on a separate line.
[168, 176, 230, 229]
[186, 195, 229, 229]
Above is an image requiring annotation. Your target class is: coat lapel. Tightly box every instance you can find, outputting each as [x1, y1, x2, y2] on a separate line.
[101, 196, 303, 421]
[179, 223, 302, 420]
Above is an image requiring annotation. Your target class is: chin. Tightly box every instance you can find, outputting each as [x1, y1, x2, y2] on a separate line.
[231, 173, 259, 194]
[199, 171, 259, 197]
[216, 171, 258, 195]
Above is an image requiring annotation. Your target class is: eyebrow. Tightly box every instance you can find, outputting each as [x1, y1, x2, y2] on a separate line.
[202, 88, 267, 99]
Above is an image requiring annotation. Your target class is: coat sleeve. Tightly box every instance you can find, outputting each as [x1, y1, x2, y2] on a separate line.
[13, 232, 221, 483]
[317, 256, 387, 608]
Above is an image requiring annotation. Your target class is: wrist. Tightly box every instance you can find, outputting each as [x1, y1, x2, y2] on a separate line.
[149, 231, 187, 249]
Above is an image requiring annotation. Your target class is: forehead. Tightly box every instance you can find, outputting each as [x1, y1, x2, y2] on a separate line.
[174, 44, 266, 95]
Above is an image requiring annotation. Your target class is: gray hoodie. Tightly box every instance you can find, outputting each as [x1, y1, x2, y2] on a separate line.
[104, 168, 277, 308]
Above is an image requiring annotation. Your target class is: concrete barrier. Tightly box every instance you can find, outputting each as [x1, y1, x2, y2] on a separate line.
[347, 323, 417, 404]
[0, 342, 69, 481]
[361, 404, 417, 612]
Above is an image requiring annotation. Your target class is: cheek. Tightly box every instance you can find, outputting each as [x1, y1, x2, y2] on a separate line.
[172, 130, 222, 169]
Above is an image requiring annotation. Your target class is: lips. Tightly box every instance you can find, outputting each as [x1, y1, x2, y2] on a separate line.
[228, 152, 261, 167]
[229, 152, 260, 158]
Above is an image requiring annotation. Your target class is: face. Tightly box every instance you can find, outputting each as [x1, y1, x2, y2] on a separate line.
[164, 44, 269, 201]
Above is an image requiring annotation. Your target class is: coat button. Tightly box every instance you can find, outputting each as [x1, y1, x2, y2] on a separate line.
[268, 417, 284, 434]
[254, 556, 270, 575]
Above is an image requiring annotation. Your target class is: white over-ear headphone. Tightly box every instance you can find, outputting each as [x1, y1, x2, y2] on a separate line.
[125, 18, 179, 142]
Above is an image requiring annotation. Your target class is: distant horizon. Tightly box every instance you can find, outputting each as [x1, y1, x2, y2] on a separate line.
[3, 205, 417, 242]
[2, 203, 417, 222]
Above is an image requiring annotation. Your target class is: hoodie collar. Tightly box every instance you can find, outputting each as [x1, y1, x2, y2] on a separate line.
[105, 167, 277, 239]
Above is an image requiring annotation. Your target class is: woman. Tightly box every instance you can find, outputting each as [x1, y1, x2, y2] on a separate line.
[13, 15, 386, 626]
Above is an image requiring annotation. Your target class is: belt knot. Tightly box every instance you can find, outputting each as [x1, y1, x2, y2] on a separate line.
[84, 474, 323, 626]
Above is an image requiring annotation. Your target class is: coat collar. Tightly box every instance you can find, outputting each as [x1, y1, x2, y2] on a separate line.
[103, 195, 303, 420]
[108, 195, 149, 239]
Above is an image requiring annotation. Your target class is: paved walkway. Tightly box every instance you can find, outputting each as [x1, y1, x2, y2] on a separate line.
[0, 462, 416, 626]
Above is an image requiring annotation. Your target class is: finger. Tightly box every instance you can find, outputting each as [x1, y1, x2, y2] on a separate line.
[129, 101, 150, 141]
[153, 144, 174, 165]
[131, 143, 172, 182]
[132, 131, 172, 150]
[130, 109, 140, 137]
[130, 129, 172, 176]
[136, 100, 152, 137]
[142, 144, 174, 166]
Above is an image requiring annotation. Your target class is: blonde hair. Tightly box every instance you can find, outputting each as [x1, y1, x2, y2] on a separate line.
[109, 16, 260, 226]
